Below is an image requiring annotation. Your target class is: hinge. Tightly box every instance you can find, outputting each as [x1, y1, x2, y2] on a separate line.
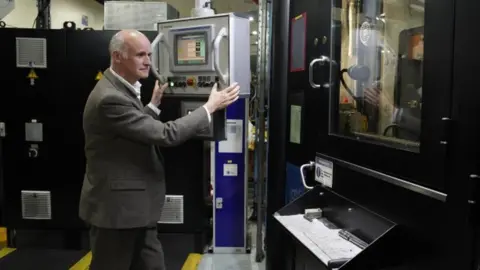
[0, 122, 5, 137]
[440, 117, 452, 145]
[468, 174, 480, 225]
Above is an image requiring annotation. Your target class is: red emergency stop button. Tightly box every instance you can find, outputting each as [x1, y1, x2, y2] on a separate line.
[187, 78, 194, 86]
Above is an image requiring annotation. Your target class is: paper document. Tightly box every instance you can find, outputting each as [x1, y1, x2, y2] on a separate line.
[275, 214, 363, 264]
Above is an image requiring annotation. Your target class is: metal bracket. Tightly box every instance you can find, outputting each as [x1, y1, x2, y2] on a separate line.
[468, 174, 480, 226]
[469, 174, 480, 204]
[0, 122, 5, 137]
[440, 117, 452, 145]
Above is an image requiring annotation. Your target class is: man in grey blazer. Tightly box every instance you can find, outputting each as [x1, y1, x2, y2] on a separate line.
[79, 29, 240, 269]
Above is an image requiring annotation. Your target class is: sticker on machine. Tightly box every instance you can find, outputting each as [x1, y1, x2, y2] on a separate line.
[219, 119, 243, 153]
[223, 163, 238, 176]
[315, 156, 333, 188]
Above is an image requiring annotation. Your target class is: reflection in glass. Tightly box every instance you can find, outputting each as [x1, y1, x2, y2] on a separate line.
[330, 0, 424, 152]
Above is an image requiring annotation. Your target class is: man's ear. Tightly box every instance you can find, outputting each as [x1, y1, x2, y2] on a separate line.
[112, 51, 122, 63]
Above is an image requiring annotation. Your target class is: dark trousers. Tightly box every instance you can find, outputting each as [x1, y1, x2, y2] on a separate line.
[89, 226, 166, 270]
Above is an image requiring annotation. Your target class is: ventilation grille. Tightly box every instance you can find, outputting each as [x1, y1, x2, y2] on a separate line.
[16, 37, 47, 68]
[158, 195, 184, 224]
[21, 190, 52, 220]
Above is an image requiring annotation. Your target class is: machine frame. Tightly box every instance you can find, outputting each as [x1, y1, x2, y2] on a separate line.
[266, 0, 480, 269]
[152, 13, 251, 254]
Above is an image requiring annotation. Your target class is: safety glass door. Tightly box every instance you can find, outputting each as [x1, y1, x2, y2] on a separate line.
[312, 0, 454, 192]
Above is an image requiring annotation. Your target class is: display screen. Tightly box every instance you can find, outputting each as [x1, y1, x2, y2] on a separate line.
[175, 33, 207, 65]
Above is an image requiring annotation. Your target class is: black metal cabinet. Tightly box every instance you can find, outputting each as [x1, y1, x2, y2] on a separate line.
[267, 0, 478, 269]
[289, 0, 455, 193]
[0, 29, 69, 229]
[449, 0, 480, 268]
[286, 0, 331, 167]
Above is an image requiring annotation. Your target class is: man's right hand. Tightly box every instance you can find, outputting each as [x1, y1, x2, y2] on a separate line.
[204, 83, 240, 113]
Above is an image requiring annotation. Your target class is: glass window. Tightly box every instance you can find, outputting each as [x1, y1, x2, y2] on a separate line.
[329, 0, 424, 152]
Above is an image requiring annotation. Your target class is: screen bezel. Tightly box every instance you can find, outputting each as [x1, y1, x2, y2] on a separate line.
[173, 32, 209, 66]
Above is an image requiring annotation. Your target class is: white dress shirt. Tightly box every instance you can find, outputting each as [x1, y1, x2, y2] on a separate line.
[109, 68, 211, 123]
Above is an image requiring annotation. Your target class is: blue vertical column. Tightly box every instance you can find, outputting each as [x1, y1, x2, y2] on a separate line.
[212, 97, 248, 253]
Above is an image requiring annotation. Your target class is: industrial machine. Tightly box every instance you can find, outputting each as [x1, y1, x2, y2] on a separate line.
[0, 25, 94, 268]
[0, 19, 238, 268]
[152, 12, 251, 253]
[0, 10, 250, 268]
[266, 0, 480, 269]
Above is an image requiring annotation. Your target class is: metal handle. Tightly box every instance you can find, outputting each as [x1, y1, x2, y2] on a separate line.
[300, 161, 316, 190]
[213, 27, 228, 85]
[150, 33, 172, 83]
[309, 55, 331, 89]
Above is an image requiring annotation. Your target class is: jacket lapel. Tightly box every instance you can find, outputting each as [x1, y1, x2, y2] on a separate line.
[103, 69, 164, 164]
[103, 69, 143, 110]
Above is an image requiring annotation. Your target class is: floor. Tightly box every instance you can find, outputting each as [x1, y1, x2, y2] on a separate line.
[198, 222, 266, 270]
[198, 248, 266, 270]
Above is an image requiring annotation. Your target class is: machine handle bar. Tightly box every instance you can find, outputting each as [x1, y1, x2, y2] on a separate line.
[213, 27, 229, 86]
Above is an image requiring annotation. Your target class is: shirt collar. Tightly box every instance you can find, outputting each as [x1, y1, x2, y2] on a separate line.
[109, 67, 142, 99]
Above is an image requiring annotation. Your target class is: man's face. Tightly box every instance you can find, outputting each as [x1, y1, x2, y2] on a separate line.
[114, 33, 152, 81]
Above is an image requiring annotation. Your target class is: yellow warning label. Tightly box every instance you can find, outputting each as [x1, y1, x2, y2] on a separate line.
[295, 14, 304, 20]
[227, 160, 232, 163]
[95, 71, 103, 81]
[26, 69, 38, 79]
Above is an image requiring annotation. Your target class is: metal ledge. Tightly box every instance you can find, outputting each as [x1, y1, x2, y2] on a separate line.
[316, 153, 447, 202]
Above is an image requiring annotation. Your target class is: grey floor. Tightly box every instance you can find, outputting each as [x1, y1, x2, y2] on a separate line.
[197, 223, 266, 270]
[197, 248, 266, 270]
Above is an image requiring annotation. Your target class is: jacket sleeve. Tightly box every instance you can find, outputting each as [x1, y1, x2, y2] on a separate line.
[99, 93, 209, 147]
[143, 105, 160, 119]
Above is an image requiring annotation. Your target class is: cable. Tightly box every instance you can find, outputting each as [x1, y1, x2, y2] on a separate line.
[300, 161, 315, 190]
[32, 0, 51, 28]
[383, 124, 398, 136]
[340, 69, 358, 102]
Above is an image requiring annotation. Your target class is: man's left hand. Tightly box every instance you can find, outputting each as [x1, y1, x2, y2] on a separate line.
[150, 80, 168, 107]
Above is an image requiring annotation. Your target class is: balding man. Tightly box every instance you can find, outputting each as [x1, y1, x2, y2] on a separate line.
[79, 30, 240, 269]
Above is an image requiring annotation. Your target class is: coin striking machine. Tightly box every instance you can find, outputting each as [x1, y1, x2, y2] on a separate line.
[151, 12, 252, 253]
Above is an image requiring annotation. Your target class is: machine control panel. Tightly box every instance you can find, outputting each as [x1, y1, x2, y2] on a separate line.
[166, 76, 220, 96]
[153, 13, 251, 97]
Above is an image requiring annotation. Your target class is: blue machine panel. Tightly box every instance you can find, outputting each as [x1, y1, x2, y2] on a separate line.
[286, 162, 306, 203]
[213, 98, 247, 252]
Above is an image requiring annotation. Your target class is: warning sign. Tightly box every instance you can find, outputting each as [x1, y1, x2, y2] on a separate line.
[95, 71, 103, 81]
[27, 69, 38, 86]
[27, 69, 38, 79]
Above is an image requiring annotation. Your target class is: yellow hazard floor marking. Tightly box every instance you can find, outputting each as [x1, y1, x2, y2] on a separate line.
[181, 253, 203, 270]
[69, 251, 92, 270]
[0, 247, 16, 259]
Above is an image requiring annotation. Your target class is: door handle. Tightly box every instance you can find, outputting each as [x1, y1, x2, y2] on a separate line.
[309, 55, 331, 89]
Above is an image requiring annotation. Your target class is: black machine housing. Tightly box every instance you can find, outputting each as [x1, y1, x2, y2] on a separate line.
[267, 0, 480, 269]
[0, 24, 216, 252]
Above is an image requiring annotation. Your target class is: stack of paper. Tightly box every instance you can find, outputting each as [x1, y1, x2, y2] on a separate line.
[275, 214, 363, 265]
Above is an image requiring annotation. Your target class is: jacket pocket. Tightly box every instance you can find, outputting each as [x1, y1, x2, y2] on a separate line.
[110, 180, 147, 191]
